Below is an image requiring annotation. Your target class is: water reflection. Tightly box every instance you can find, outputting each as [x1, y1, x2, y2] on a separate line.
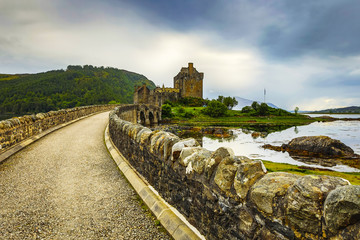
[202, 120, 360, 172]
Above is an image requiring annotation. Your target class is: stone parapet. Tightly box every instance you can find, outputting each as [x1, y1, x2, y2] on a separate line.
[0, 105, 115, 153]
[109, 106, 360, 240]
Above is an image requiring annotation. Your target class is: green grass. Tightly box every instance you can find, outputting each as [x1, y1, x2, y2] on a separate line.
[262, 160, 360, 185]
[168, 106, 323, 130]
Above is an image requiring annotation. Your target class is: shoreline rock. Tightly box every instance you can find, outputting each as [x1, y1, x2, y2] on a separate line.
[263, 135, 360, 169]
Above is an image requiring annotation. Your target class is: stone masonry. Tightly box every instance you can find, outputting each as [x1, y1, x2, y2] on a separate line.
[0, 105, 115, 153]
[134, 63, 204, 106]
[109, 105, 360, 240]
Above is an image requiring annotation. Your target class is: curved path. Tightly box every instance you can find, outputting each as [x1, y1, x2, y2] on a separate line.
[0, 112, 170, 240]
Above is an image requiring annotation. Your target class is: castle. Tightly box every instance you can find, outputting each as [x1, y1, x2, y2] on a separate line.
[134, 63, 203, 106]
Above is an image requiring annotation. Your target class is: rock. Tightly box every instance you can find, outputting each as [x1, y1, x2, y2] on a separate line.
[158, 133, 178, 160]
[285, 175, 350, 236]
[238, 208, 255, 235]
[250, 172, 299, 215]
[234, 159, 267, 201]
[204, 147, 234, 179]
[135, 127, 152, 143]
[129, 124, 144, 140]
[214, 156, 239, 194]
[183, 148, 212, 174]
[150, 131, 168, 154]
[162, 135, 180, 161]
[171, 138, 199, 161]
[329, 222, 360, 240]
[254, 227, 289, 240]
[324, 185, 360, 235]
[283, 136, 356, 158]
[251, 132, 261, 139]
[139, 130, 153, 147]
[179, 147, 202, 166]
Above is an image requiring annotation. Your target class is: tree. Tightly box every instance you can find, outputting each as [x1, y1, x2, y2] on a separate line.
[251, 101, 260, 111]
[203, 100, 227, 117]
[241, 106, 252, 113]
[161, 104, 172, 118]
[217, 96, 238, 110]
[294, 107, 299, 115]
[258, 103, 270, 116]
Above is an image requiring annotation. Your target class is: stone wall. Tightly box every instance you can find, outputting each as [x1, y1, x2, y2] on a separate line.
[0, 105, 115, 153]
[109, 106, 360, 240]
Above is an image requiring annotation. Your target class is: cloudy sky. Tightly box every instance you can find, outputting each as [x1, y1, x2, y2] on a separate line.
[1, 0, 360, 111]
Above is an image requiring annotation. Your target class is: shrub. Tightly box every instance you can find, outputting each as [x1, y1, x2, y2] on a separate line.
[203, 100, 227, 117]
[161, 104, 172, 118]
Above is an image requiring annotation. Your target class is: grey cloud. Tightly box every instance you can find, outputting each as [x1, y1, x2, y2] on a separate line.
[259, 0, 360, 58]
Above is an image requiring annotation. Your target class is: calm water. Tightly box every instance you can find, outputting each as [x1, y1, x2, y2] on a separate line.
[203, 120, 360, 172]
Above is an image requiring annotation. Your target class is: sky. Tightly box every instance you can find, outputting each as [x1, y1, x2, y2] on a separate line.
[1, 0, 360, 111]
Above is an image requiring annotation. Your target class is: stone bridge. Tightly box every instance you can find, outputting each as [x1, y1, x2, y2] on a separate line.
[1, 104, 359, 240]
[116, 104, 161, 125]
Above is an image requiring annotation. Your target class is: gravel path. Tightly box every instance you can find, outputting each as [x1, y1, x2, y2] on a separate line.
[0, 112, 171, 240]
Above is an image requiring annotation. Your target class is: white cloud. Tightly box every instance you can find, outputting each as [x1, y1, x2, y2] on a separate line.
[1, 0, 359, 110]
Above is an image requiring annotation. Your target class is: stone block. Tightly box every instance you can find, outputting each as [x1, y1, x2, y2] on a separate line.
[250, 172, 299, 215]
[205, 147, 234, 179]
[171, 138, 199, 161]
[284, 175, 349, 236]
[324, 185, 360, 235]
[136, 127, 152, 143]
[182, 148, 212, 175]
[234, 158, 266, 201]
[214, 156, 239, 194]
[158, 209, 184, 235]
[179, 147, 202, 166]
[172, 224, 202, 240]
[150, 131, 168, 154]
[151, 201, 169, 218]
[163, 135, 180, 161]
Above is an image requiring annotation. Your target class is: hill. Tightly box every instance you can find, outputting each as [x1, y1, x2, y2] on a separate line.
[0, 65, 155, 116]
[232, 96, 278, 110]
[309, 106, 360, 114]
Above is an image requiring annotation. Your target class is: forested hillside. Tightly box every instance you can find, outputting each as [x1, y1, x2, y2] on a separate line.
[309, 106, 360, 114]
[0, 65, 155, 116]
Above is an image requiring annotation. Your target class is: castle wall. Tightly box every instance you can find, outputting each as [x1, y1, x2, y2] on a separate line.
[174, 63, 203, 99]
[133, 63, 204, 107]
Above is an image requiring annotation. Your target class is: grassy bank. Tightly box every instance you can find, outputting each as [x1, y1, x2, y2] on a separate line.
[262, 160, 360, 185]
[168, 106, 324, 129]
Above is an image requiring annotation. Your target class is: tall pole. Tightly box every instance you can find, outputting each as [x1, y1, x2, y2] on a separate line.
[264, 88, 266, 103]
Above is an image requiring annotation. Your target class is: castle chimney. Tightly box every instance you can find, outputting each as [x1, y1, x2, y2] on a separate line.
[188, 62, 193, 75]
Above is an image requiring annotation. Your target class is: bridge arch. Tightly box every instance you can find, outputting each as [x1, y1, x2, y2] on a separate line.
[115, 104, 161, 126]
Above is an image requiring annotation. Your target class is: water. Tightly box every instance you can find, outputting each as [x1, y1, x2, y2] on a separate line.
[202, 120, 360, 172]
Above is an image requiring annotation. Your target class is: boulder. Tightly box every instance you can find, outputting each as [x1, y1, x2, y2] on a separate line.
[204, 147, 234, 179]
[162, 136, 180, 161]
[150, 131, 168, 154]
[214, 156, 240, 194]
[250, 172, 299, 215]
[234, 158, 267, 201]
[185, 148, 212, 174]
[171, 138, 199, 161]
[179, 147, 202, 166]
[285, 175, 350, 236]
[282, 136, 356, 158]
[324, 185, 360, 235]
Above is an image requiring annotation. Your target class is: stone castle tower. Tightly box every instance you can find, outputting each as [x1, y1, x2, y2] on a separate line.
[174, 63, 203, 98]
[134, 63, 203, 106]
